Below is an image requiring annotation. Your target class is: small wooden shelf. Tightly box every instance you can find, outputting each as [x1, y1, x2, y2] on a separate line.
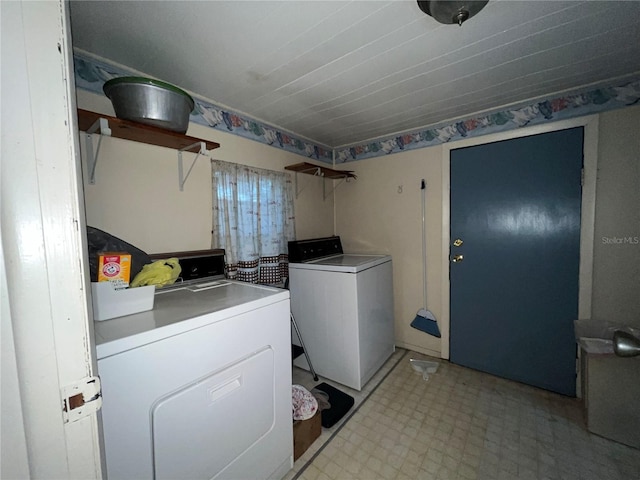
[78, 109, 220, 190]
[285, 162, 356, 180]
[77, 109, 220, 151]
[285, 162, 356, 200]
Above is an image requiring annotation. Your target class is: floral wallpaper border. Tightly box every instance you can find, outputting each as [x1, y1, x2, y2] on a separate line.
[74, 51, 640, 165]
[336, 79, 640, 163]
[73, 52, 333, 162]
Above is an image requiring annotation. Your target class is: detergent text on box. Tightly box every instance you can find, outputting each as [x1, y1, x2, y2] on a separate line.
[98, 252, 131, 289]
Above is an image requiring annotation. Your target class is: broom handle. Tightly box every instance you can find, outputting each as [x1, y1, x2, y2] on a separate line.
[421, 179, 427, 308]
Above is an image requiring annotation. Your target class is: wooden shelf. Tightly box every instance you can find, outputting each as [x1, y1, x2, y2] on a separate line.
[285, 162, 356, 200]
[78, 109, 220, 190]
[77, 109, 220, 151]
[285, 162, 356, 180]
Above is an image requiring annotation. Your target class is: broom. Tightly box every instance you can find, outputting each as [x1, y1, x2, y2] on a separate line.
[410, 179, 441, 337]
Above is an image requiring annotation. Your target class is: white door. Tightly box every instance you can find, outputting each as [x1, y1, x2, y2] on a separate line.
[1, 1, 103, 477]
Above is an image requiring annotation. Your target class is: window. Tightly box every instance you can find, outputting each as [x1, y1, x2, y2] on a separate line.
[211, 159, 295, 284]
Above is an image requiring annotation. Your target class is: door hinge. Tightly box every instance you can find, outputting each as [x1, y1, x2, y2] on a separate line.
[61, 376, 102, 423]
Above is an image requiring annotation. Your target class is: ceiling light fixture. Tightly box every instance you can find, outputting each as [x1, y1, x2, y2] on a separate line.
[417, 0, 489, 26]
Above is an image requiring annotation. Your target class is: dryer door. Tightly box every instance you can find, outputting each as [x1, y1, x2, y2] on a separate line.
[152, 347, 275, 479]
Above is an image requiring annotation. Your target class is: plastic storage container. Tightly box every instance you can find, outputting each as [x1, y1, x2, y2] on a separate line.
[91, 282, 155, 321]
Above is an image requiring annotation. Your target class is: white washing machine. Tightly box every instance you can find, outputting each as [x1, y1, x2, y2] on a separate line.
[287, 237, 394, 390]
[94, 251, 292, 480]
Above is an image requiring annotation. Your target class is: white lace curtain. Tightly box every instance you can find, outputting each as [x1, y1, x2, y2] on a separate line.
[211, 159, 295, 284]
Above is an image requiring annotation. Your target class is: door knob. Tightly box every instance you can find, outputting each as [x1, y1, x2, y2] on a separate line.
[452, 254, 464, 263]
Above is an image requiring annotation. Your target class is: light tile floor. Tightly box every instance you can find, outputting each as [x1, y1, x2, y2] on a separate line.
[287, 349, 640, 480]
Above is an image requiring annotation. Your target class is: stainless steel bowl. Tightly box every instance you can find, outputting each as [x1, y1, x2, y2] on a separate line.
[103, 77, 194, 133]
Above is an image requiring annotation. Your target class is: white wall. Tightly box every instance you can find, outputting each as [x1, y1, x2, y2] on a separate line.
[335, 147, 444, 357]
[592, 105, 640, 327]
[78, 90, 334, 254]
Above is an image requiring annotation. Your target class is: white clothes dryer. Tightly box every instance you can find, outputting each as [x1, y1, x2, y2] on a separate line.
[94, 250, 293, 480]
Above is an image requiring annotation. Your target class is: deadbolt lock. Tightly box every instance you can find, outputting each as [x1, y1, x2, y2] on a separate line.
[453, 238, 463, 247]
[452, 254, 464, 263]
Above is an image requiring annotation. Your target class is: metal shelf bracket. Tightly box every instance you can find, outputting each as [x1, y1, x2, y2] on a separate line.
[293, 166, 321, 198]
[178, 141, 208, 191]
[85, 117, 111, 184]
[285, 162, 356, 200]
[323, 177, 352, 200]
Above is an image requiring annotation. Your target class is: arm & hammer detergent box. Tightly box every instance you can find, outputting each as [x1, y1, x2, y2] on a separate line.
[97, 252, 131, 290]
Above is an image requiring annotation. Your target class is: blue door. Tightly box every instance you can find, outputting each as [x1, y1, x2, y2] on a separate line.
[450, 128, 583, 396]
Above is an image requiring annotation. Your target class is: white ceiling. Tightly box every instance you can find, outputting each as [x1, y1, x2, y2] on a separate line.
[69, 0, 640, 148]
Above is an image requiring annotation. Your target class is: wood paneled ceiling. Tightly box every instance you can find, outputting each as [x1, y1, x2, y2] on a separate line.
[69, 0, 640, 147]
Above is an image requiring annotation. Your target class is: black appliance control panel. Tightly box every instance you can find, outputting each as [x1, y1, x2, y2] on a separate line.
[149, 249, 226, 282]
[288, 236, 343, 263]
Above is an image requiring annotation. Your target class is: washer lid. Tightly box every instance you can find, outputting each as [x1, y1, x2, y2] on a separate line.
[290, 254, 391, 273]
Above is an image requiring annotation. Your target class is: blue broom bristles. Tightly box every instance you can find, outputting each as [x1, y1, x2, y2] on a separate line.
[411, 314, 441, 338]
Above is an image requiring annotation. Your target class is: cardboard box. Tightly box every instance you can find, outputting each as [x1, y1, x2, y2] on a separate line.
[98, 252, 131, 289]
[293, 411, 321, 461]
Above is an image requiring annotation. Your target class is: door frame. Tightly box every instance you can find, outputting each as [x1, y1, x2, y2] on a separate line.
[440, 115, 599, 360]
[1, 0, 103, 477]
